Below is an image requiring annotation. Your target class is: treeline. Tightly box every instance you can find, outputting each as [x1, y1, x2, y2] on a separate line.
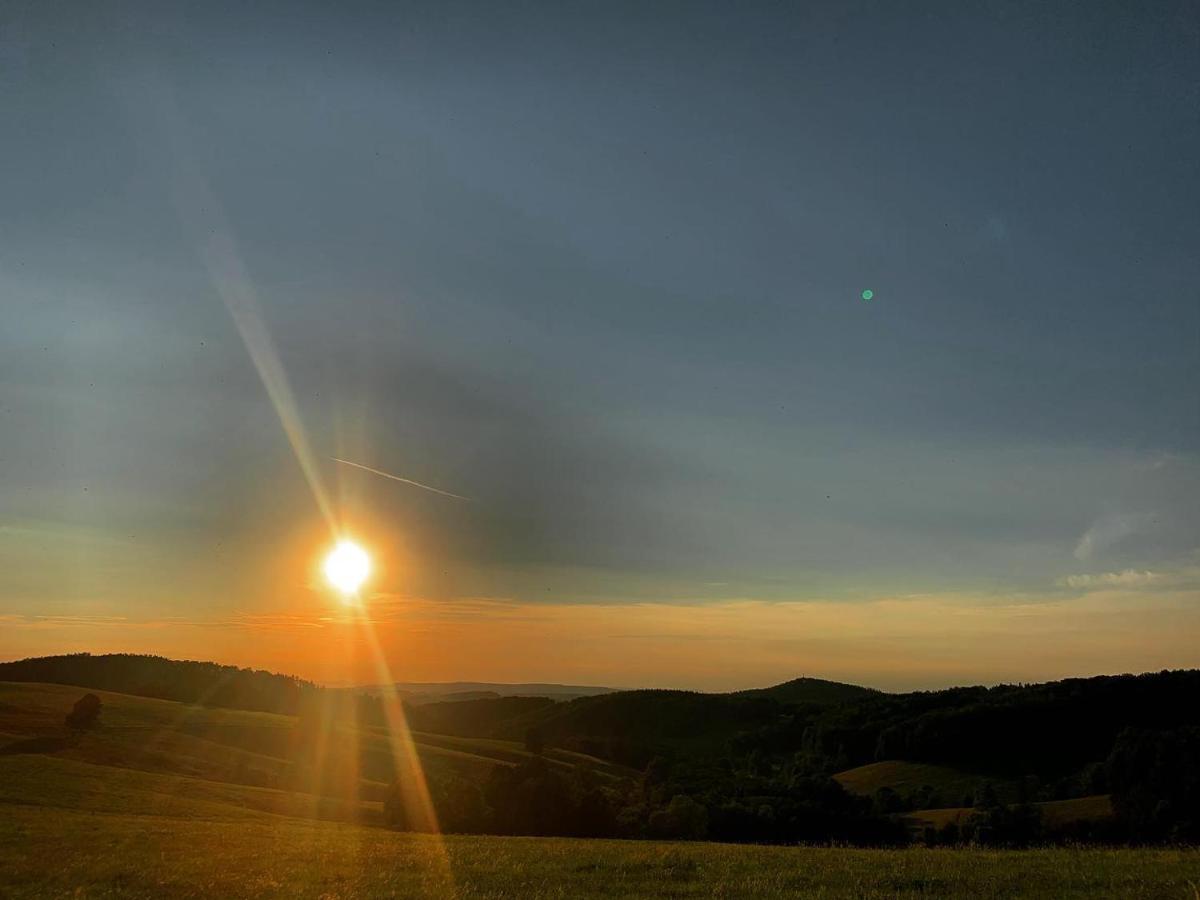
[797, 670, 1200, 776]
[0, 653, 318, 715]
[386, 724, 1199, 846]
[401, 696, 555, 736]
[495, 670, 1200, 782]
[385, 754, 907, 846]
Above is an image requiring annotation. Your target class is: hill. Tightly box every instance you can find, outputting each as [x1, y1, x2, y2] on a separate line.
[733, 676, 879, 706]
[801, 669, 1200, 778]
[374, 682, 619, 702]
[0, 653, 315, 715]
[495, 689, 785, 764]
[0, 681, 635, 825]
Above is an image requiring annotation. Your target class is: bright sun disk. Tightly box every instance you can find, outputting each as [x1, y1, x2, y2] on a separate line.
[323, 539, 370, 595]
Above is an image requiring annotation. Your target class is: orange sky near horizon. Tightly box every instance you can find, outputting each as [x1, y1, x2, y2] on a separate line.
[4, 583, 1198, 693]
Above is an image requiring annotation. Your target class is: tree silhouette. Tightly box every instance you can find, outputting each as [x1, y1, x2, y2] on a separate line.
[525, 726, 545, 756]
[65, 693, 102, 730]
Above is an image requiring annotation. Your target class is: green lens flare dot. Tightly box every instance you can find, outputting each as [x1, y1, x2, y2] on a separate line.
[861, 289, 874, 301]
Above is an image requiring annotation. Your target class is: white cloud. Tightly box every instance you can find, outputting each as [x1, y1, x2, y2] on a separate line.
[1057, 569, 1163, 589]
[1073, 512, 1155, 560]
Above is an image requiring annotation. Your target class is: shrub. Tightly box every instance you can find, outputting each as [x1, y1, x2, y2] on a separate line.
[65, 693, 102, 731]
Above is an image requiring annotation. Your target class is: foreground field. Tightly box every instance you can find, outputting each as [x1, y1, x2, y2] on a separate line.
[2, 804, 1198, 899]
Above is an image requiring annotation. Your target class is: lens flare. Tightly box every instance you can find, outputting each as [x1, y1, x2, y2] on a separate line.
[323, 540, 370, 595]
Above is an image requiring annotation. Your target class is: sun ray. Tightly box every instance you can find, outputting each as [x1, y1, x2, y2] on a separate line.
[150, 82, 337, 534]
[351, 602, 457, 895]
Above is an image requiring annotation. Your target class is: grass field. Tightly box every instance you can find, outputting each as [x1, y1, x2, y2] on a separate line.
[3, 804, 1199, 899]
[833, 759, 1115, 836]
[834, 760, 1014, 805]
[2, 682, 1198, 898]
[905, 795, 1115, 831]
[0, 682, 633, 813]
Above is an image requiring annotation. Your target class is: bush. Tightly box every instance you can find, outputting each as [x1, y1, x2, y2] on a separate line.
[648, 794, 708, 840]
[65, 693, 102, 731]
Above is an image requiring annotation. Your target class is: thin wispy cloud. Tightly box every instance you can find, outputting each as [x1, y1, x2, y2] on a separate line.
[1058, 570, 1164, 589]
[1073, 513, 1155, 561]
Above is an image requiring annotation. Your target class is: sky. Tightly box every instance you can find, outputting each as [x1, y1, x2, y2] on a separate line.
[2, 0, 1198, 691]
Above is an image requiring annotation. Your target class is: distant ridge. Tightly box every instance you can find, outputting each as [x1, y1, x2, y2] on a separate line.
[362, 681, 620, 702]
[732, 676, 880, 705]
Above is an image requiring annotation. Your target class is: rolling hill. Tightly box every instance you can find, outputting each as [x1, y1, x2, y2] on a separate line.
[370, 681, 620, 703]
[734, 676, 879, 706]
[0, 681, 635, 826]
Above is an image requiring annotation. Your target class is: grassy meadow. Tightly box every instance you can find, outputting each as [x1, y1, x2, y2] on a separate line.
[834, 760, 1014, 804]
[3, 804, 1199, 899]
[2, 681, 1198, 898]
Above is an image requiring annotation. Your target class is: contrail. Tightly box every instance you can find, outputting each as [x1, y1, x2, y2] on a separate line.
[331, 457, 471, 501]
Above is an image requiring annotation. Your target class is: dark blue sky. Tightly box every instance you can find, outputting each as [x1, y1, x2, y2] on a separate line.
[1, 1, 1198, 684]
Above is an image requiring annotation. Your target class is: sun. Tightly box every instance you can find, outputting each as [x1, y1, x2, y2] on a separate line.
[323, 539, 371, 596]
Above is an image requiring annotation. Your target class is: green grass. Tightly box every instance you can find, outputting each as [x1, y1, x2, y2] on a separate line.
[0, 682, 628, 802]
[907, 795, 1115, 831]
[2, 682, 1198, 898]
[2, 804, 1198, 899]
[834, 760, 1016, 806]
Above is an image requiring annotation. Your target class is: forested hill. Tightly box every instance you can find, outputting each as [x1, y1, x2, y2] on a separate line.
[800, 669, 1200, 777]
[4, 654, 1198, 786]
[0, 653, 317, 715]
[733, 676, 879, 705]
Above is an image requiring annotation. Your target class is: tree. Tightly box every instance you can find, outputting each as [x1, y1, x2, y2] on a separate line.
[648, 794, 708, 840]
[1107, 727, 1200, 842]
[65, 693, 101, 730]
[383, 780, 411, 830]
[525, 726, 545, 756]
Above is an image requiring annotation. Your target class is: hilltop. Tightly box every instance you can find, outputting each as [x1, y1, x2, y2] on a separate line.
[732, 676, 880, 706]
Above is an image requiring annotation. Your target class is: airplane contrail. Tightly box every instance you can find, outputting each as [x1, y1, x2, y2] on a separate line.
[331, 457, 471, 501]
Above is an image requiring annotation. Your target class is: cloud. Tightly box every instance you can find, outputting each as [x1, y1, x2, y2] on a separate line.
[1073, 513, 1155, 560]
[1057, 569, 1164, 589]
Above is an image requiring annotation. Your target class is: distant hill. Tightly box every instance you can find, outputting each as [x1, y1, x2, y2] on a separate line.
[491, 689, 788, 766]
[364, 682, 620, 703]
[483, 678, 884, 766]
[733, 676, 879, 706]
[405, 695, 557, 736]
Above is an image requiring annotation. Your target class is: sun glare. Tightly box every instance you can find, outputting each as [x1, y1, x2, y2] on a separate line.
[323, 539, 370, 596]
